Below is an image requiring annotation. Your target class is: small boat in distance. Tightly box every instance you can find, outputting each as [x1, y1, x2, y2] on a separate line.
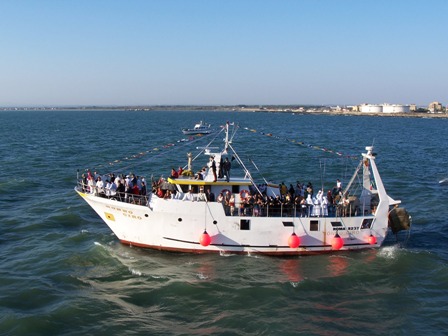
[182, 121, 213, 135]
[439, 177, 448, 185]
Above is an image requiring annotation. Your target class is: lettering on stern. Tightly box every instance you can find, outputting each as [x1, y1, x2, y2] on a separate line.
[326, 228, 360, 235]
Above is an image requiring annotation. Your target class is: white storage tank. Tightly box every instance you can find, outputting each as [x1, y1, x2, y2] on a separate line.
[382, 104, 411, 113]
[360, 104, 382, 113]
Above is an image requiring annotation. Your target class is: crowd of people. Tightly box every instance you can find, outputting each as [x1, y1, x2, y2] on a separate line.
[79, 170, 148, 204]
[211, 180, 349, 217]
[150, 178, 356, 218]
[79, 170, 361, 217]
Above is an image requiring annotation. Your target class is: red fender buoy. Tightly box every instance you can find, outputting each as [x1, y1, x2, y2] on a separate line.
[368, 234, 377, 245]
[199, 230, 211, 246]
[288, 233, 300, 248]
[331, 232, 344, 250]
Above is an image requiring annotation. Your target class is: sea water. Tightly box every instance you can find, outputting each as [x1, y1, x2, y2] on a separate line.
[1, 110, 447, 335]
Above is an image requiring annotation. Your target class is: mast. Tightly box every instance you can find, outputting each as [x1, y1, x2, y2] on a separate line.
[221, 121, 230, 155]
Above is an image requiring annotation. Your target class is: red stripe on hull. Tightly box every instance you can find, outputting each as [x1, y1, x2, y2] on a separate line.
[118, 239, 369, 256]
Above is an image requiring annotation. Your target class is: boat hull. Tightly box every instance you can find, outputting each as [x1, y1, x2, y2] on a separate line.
[76, 188, 389, 256]
[181, 129, 213, 135]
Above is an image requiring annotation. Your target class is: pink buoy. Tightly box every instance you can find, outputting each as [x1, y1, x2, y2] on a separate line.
[288, 233, 300, 248]
[368, 234, 377, 245]
[199, 230, 211, 246]
[331, 233, 344, 250]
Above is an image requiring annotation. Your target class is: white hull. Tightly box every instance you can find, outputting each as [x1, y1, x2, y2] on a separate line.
[76, 188, 390, 256]
[181, 129, 213, 135]
[181, 120, 213, 135]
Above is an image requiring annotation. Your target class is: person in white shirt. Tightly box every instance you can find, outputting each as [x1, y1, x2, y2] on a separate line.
[182, 189, 194, 201]
[106, 180, 117, 197]
[336, 179, 342, 192]
[197, 187, 207, 201]
[306, 194, 314, 216]
[321, 196, 329, 216]
[96, 176, 105, 197]
[88, 176, 96, 194]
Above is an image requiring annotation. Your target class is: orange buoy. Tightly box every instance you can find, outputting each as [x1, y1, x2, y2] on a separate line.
[331, 232, 344, 250]
[288, 233, 300, 248]
[368, 234, 377, 245]
[199, 230, 211, 246]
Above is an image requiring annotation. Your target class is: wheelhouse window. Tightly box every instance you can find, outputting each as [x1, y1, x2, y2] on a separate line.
[361, 218, 374, 229]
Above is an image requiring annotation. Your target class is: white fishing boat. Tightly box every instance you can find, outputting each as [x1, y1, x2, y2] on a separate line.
[439, 178, 448, 185]
[181, 121, 213, 135]
[75, 122, 411, 256]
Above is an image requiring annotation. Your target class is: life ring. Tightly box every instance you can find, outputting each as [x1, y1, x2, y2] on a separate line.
[221, 189, 231, 196]
[239, 189, 250, 200]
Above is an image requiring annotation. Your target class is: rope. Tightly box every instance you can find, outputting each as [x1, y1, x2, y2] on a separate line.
[85, 133, 216, 174]
[241, 126, 360, 159]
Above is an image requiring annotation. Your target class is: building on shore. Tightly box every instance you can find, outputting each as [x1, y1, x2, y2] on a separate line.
[428, 102, 443, 113]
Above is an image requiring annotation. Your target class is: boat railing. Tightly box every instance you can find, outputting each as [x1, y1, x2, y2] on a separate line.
[76, 181, 366, 217]
[76, 182, 149, 205]
[226, 202, 363, 218]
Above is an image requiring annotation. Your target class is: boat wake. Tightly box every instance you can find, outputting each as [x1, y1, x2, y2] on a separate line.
[377, 245, 401, 259]
[219, 250, 238, 257]
[196, 272, 209, 280]
[93, 241, 149, 277]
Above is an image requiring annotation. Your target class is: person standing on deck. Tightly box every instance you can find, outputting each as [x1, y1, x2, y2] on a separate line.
[280, 182, 288, 200]
[206, 188, 215, 202]
[222, 157, 231, 182]
[336, 179, 342, 193]
[182, 189, 194, 201]
[210, 156, 217, 182]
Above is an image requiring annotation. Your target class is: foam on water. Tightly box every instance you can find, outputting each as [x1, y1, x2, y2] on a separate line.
[377, 245, 401, 259]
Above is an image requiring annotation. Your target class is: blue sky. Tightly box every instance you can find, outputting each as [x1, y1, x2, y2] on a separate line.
[1, 0, 446, 106]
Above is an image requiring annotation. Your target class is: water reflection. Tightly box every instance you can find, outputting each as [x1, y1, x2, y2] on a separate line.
[326, 255, 350, 277]
[278, 258, 304, 283]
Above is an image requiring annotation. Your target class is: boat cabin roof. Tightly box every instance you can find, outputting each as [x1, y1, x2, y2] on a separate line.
[167, 177, 251, 187]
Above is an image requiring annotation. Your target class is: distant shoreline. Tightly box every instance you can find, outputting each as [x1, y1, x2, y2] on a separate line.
[1, 105, 447, 118]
